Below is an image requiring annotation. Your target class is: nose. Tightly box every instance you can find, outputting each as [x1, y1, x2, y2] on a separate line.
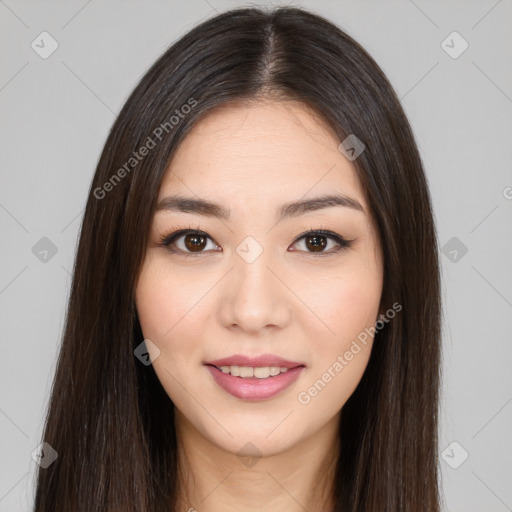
[218, 248, 292, 334]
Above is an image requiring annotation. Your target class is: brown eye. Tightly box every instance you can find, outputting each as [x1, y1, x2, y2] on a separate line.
[183, 233, 207, 252]
[290, 230, 353, 254]
[161, 229, 219, 256]
[304, 234, 327, 252]
[161, 228, 352, 257]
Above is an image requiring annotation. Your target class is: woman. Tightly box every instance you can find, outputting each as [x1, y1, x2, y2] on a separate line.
[34, 6, 442, 511]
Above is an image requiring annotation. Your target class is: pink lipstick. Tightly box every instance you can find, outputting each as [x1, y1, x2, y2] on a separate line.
[204, 353, 305, 401]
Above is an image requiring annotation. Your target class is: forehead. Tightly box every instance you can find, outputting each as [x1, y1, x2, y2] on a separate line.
[159, 99, 366, 210]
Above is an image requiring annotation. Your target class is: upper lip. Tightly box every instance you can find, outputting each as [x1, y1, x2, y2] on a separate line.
[205, 353, 305, 369]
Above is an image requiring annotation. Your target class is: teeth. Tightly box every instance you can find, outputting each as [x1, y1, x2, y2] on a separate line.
[218, 365, 290, 378]
[240, 366, 254, 378]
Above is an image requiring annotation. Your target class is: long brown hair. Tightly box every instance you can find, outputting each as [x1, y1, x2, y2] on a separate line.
[33, 6, 441, 511]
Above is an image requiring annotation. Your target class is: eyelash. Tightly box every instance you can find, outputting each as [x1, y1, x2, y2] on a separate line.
[157, 224, 354, 258]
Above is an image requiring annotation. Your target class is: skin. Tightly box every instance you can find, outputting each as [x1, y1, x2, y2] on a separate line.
[135, 99, 384, 511]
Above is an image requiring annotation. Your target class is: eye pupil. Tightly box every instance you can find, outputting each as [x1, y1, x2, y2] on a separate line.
[185, 233, 207, 252]
[306, 235, 327, 252]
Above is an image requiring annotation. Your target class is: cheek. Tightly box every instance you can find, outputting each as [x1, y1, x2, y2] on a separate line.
[335, 280, 381, 334]
[135, 260, 208, 404]
[293, 255, 382, 404]
[135, 258, 210, 343]
[297, 267, 382, 347]
[293, 279, 381, 413]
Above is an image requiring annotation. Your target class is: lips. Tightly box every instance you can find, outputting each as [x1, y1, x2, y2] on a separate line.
[205, 364, 305, 401]
[205, 353, 304, 369]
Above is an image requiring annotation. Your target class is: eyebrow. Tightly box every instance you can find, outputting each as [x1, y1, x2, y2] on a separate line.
[155, 193, 365, 221]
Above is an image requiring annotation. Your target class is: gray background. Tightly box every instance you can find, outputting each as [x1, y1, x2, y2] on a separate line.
[1, 0, 511, 510]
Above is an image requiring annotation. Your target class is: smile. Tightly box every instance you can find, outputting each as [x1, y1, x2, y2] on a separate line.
[216, 365, 291, 378]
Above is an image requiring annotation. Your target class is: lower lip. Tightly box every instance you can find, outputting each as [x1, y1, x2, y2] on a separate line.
[205, 365, 305, 401]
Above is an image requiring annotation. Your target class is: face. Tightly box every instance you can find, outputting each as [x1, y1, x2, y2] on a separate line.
[135, 99, 383, 457]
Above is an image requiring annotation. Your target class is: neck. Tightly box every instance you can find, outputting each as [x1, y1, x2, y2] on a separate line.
[174, 409, 340, 512]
